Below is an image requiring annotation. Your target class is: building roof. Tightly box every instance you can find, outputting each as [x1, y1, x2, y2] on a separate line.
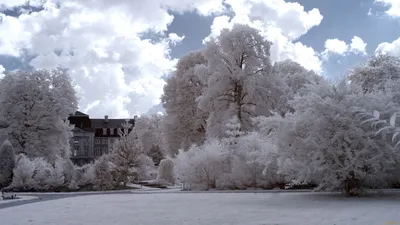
[90, 119, 135, 128]
[70, 111, 89, 117]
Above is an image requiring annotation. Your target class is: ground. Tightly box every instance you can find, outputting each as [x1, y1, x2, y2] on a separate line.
[0, 191, 400, 225]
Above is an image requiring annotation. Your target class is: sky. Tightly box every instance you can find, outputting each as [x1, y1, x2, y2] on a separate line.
[0, 0, 400, 118]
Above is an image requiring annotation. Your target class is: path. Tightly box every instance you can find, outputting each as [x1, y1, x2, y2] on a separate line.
[0, 190, 133, 210]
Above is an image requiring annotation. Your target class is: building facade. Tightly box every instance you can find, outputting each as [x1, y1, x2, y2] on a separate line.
[68, 111, 135, 166]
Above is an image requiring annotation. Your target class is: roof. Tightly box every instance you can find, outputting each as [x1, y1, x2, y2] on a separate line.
[70, 111, 89, 117]
[90, 119, 135, 128]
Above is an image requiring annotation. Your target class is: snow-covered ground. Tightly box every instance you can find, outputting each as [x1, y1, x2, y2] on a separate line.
[0, 191, 399, 225]
[0, 195, 39, 205]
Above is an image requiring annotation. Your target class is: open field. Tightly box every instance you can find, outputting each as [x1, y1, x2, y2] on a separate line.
[1, 191, 400, 225]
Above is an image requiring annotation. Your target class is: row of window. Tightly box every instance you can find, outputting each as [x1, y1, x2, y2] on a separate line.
[74, 138, 116, 145]
[94, 147, 108, 156]
[73, 137, 90, 144]
[72, 145, 90, 157]
[72, 146, 109, 157]
[101, 128, 129, 135]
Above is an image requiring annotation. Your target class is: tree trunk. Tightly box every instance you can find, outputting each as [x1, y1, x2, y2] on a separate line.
[342, 172, 361, 196]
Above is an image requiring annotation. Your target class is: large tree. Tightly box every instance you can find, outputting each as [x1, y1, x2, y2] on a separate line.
[110, 121, 148, 186]
[197, 24, 285, 138]
[348, 54, 400, 93]
[272, 59, 321, 117]
[134, 114, 165, 163]
[0, 69, 78, 163]
[161, 51, 209, 155]
[266, 80, 399, 196]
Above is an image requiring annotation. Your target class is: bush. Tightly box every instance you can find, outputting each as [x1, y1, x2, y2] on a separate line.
[92, 155, 116, 191]
[157, 158, 175, 185]
[175, 140, 225, 190]
[0, 140, 15, 190]
[8, 154, 65, 191]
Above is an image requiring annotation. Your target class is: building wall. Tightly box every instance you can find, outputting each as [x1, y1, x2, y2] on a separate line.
[70, 131, 95, 166]
[68, 113, 135, 166]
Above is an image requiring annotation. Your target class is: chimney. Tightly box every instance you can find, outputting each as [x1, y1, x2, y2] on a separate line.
[104, 115, 109, 123]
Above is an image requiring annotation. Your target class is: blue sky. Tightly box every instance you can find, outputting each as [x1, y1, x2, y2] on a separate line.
[167, 0, 400, 79]
[0, 0, 399, 116]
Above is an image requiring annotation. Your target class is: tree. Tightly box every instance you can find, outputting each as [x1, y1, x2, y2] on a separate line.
[272, 59, 321, 117]
[148, 144, 164, 166]
[268, 80, 399, 196]
[348, 54, 400, 93]
[174, 139, 225, 190]
[197, 24, 285, 138]
[134, 114, 165, 162]
[9, 154, 65, 191]
[92, 155, 115, 191]
[0, 69, 78, 163]
[157, 158, 175, 184]
[0, 140, 15, 190]
[162, 51, 209, 155]
[110, 121, 147, 186]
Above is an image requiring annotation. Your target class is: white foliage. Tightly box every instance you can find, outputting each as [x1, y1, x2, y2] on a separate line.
[162, 51, 208, 155]
[157, 158, 175, 185]
[76, 163, 96, 187]
[10, 154, 35, 190]
[0, 69, 78, 163]
[175, 118, 278, 190]
[348, 54, 400, 94]
[92, 155, 115, 191]
[110, 123, 147, 186]
[136, 155, 157, 181]
[198, 24, 285, 138]
[175, 140, 225, 190]
[272, 59, 321, 117]
[268, 80, 399, 195]
[222, 132, 277, 189]
[10, 154, 65, 191]
[134, 114, 165, 163]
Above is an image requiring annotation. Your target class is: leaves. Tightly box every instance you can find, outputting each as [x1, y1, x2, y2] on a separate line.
[390, 112, 397, 126]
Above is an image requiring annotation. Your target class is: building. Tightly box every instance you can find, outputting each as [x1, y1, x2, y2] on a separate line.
[68, 111, 136, 166]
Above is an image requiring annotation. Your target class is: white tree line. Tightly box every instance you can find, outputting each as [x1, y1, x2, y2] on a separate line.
[0, 24, 400, 197]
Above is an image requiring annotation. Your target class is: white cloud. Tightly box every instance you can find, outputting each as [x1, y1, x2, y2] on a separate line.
[349, 36, 367, 55]
[0, 0, 227, 118]
[375, 0, 400, 18]
[203, 0, 324, 73]
[168, 33, 185, 45]
[321, 36, 367, 60]
[0, 64, 4, 79]
[323, 39, 349, 56]
[375, 37, 400, 56]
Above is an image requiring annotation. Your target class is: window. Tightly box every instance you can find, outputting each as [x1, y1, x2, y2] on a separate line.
[102, 139, 107, 144]
[74, 137, 79, 144]
[95, 139, 100, 144]
[110, 128, 114, 135]
[73, 146, 79, 156]
[84, 146, 89, 157]
[102, 147, 108, 154]
[102, 128, 107, 135]
[95, 147, 101, 157]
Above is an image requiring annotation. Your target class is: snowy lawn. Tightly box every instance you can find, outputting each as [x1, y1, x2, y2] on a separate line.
[1, 191, 400, 225]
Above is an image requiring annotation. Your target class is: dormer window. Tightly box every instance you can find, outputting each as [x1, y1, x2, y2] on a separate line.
[110, 128, 114, 135]
[102, 128, 107, 135]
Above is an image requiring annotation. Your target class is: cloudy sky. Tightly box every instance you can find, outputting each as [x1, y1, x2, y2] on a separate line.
[0, 0, 399, 118]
